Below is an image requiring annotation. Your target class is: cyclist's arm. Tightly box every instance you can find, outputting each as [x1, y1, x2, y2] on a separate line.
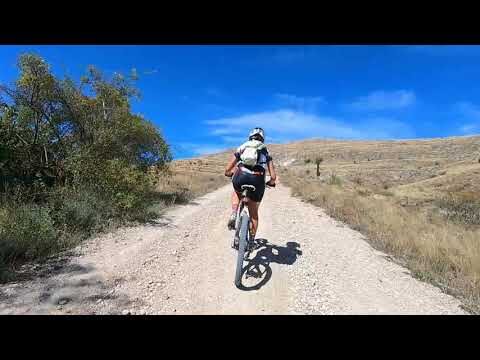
[267, 158, 277, 184]
[224, 154, 238, 177]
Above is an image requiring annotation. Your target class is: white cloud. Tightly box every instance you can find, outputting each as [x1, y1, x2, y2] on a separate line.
[246, 46, 321, 66]
[205, 110, 414, 142]
[177, 143, 231, 156]
[143, 69, 158, 75]
[349, 90, 416, 111]
[456, 101, 480, 120]
[455, 101, 480, 134]
[460, 124, 479, 134]
[275, 93, 326, 111]
[220, 136, 247, 144]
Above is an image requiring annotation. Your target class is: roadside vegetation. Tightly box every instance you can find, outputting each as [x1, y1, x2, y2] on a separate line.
[280, 163, 480, 314]
[0, 54, 226, 280]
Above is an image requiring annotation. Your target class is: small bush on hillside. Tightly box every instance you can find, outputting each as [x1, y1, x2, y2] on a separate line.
[436, 196, 480, 226]
[0, 204, 58, 266]
[353, 176, 363, 185]
[49, 187, 113, 236]
[304, 158, 311, 164]
[328, 173, 342, 186]
[306, 169, 310, 175]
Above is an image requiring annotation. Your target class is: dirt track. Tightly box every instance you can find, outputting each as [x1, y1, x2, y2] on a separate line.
[0, 183, 466, 315]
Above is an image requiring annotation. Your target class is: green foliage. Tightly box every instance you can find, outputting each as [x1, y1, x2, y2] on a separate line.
[0, 53, 173, 275]
[304, 158, 311, 164]
[328, 173, 342, 186]
[48, 187, 112, 235]
[0, 53, 171, 194]
[0, 204, 57, 265]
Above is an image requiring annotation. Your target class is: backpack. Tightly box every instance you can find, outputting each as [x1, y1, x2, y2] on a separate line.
[239, 140, 266, 167]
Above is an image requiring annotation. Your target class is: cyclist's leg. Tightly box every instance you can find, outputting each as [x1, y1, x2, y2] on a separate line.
[247, 174, 265, 238]
[229, 170, 243, 229]
[246, 200, 260, 238]
[231, 189, 240, 213]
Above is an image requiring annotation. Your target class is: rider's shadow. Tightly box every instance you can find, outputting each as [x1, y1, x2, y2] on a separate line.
[238, 239, 302, 291]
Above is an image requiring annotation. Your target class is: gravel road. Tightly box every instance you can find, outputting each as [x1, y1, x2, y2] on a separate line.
[0, 183, 466, 314]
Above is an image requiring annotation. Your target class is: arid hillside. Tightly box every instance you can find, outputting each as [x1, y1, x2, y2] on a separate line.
[177, 135, 480, 313]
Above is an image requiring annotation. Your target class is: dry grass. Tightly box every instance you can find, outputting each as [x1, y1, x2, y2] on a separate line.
[156, 171, 227, 205]
[153, 158, 228, 212]
[281, 170, 480, 313]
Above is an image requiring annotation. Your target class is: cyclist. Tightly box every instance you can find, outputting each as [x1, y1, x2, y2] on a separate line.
[224, 127, 276, 241]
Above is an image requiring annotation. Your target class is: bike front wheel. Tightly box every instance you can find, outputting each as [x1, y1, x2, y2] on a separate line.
[234, 213, 249, 288]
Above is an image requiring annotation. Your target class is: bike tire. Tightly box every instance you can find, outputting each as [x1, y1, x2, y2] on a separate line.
[234, 203, 243, 232]
[234, 213, 249, 288]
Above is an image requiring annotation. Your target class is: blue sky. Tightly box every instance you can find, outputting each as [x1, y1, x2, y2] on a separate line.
[1, 45, 480, 158]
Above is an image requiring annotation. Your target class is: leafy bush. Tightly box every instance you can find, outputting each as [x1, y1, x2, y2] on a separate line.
[0, 204, 57, 265]
[48, 187, 112, 235]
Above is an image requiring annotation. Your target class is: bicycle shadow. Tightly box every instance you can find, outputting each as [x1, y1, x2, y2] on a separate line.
[237, 239, 302, 291]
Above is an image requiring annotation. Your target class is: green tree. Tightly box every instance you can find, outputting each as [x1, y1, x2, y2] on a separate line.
[0, 53, 171, 196]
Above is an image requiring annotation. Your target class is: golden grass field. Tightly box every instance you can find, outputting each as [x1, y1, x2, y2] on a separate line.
[173, 135, 480, 312]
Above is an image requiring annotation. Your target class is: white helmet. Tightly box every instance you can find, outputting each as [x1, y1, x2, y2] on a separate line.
[249, 127, 265, 142]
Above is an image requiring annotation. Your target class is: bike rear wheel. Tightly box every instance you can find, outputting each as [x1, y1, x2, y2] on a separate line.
[234, 213, 250, 288]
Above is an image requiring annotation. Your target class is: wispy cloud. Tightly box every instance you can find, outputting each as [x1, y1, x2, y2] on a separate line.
[274, 93, 326, 112]
[220, 136, 247, 144]
[249, 46, 320, 66]
[460, 124, 479, 134]
[205, 110, 414, 143]
[143, 69, 159, 75]
[455, 101, 480, 134]
[177, 142, 231, 156]
[456, 101, 480, 120]
[349, 90, 416, 111]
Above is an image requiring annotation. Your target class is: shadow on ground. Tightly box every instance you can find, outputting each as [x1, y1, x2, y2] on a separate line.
[0, 252, 135, 315]
[237, 239, 302, 291]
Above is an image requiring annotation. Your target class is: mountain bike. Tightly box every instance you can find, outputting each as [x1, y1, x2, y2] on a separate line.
[232, 182, 275, 288]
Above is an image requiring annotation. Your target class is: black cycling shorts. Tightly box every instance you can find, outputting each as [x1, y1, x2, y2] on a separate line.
[232, 169, 266, 203]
